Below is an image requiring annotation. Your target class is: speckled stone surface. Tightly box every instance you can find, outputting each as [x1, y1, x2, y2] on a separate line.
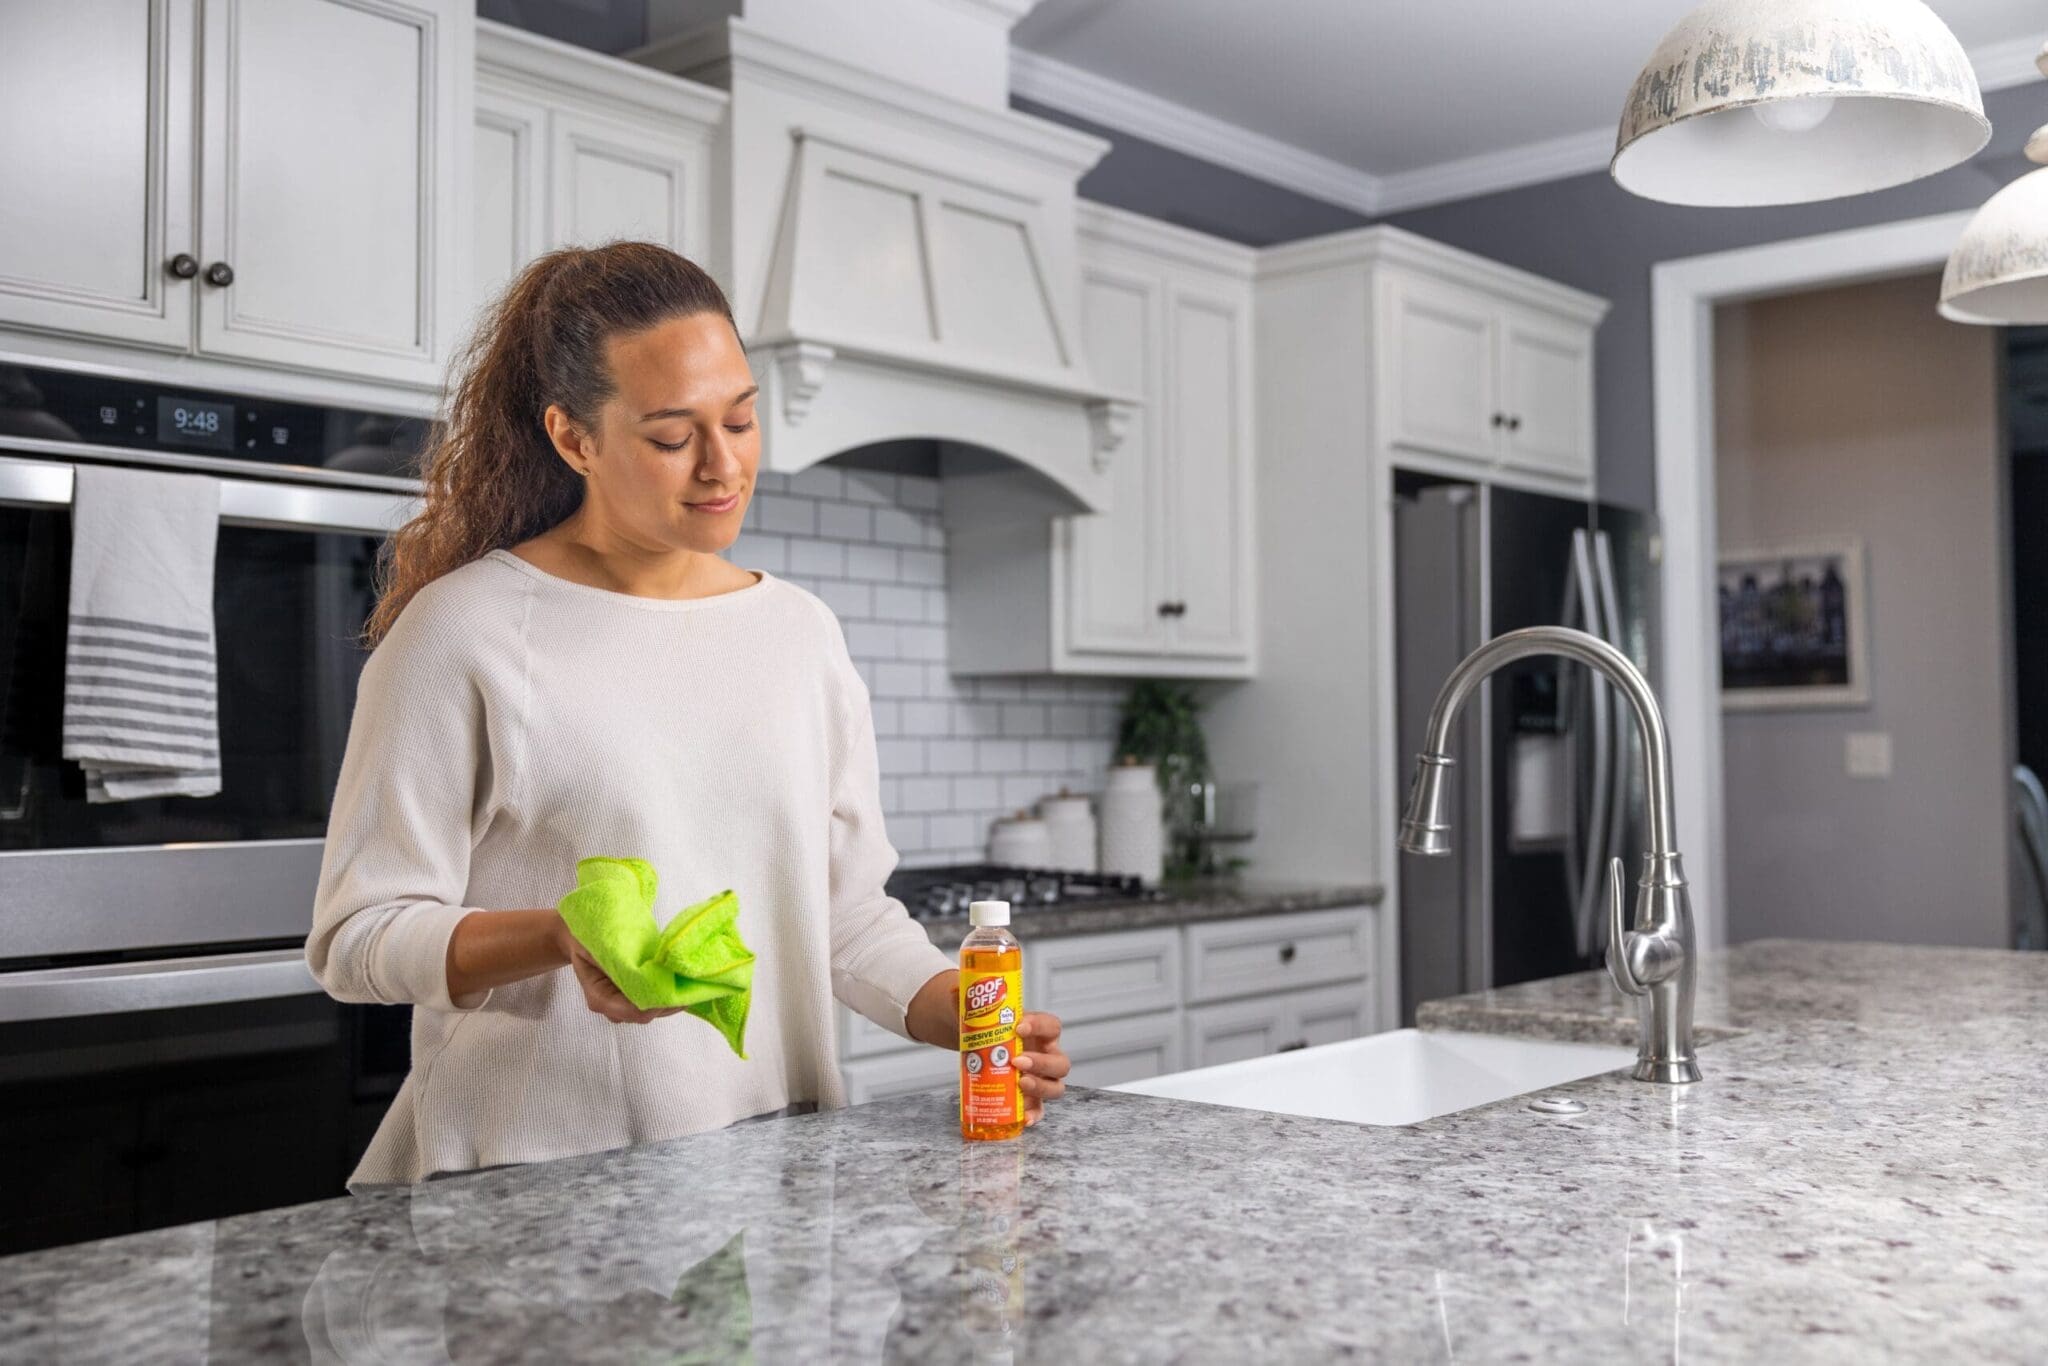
[914, 878, 1383, 946]
[2, 939, 2042, 1362]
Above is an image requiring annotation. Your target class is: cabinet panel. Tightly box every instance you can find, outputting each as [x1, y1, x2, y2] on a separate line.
[1385, 275, 1499, 463]
[1165, 288, 1252, 659]
[1062, 266, 1167, 656]
[0, 0, 193, 348]
[1027, 927, 1181, 1025]
[1182, 995, 1291, 1070]
[1291, 980, 1374, 1049]
[839, 1047, 956, 1105]
[551, 109, 698, 254]
[1499, 306, 1595, 481]
[1060, 1009, 1181, 1088]
[837, 1003, 918, 1062]
[197, 0, 463, 386]
[1183, 907, 1375, 1005]
[471, 85, 547, 312]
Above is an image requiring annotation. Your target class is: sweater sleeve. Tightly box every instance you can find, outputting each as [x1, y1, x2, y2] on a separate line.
[306, 579, 518, 1014]
[817, 617, 954, 1040]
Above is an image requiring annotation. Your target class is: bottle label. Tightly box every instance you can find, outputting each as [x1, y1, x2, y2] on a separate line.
[960, 967, 1023, 1129]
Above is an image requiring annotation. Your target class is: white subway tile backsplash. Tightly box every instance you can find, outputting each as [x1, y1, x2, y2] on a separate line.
[788, 539, 844, 578]
[746, 467, 1119, 859]
[1000, 703, 1047, 738]
[818, 501, 873, 542]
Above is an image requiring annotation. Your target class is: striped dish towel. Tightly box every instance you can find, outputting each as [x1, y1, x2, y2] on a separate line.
[62, 466, 222, 802]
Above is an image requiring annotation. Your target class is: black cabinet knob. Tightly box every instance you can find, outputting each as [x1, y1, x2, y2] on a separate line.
[1279, 943, 1297, 964]
[1506, 415, 1522, 432]
[1158, 601, 1175, 618]
[204, 261, 235, 287]
[166, 253, 198, 279]
[1490, 412, 1505, 428]
[1174, 602, 1189, 617]
[1277, 1039, 1309, 1053]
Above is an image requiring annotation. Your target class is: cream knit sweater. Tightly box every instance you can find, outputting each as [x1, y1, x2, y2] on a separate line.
[307, 549, 953, 1187]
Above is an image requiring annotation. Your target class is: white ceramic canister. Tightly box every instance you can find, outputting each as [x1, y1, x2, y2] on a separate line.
[987, 810, 1053, 868]
[1037, 790, 1097, 873]
[1098, 758, 1163, 885]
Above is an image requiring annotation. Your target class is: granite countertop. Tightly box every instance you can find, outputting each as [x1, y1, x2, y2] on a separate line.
[4, 939, 2043, 1362]
[914, 877, 1383, 945]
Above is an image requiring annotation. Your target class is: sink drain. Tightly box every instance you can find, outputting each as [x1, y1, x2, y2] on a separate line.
[1527, 1094, 1588, 1116]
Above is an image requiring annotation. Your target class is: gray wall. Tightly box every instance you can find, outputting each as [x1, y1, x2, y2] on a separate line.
[1023, 85, 2044, 511]
[1714, 274, 2009, 947]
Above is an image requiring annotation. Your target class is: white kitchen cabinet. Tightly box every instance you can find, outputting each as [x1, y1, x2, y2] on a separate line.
[1181, 906, 1376, 1005]
[950, 202, 1258, 678]
[837, 1046, 956, 1105]
[1183, 979, 1374, 1070]
[1375, 235, 1604, 490]
[1059, 1009, 1182, 1089]
[0, 0, 195, 350]
[1026, 926, 1181, 1025]
[0, 0, 468, 391]
[471, 22, 723, 324]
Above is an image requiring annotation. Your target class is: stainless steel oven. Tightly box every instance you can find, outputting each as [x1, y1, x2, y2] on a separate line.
[0, 363, 425, 1251]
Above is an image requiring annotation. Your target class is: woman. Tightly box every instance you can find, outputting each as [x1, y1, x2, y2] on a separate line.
[308, 242, 1069, 1186]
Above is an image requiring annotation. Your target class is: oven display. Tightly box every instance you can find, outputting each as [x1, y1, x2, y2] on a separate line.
[156, 395, 236, 451]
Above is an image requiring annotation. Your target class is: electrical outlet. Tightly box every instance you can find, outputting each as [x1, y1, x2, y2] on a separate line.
[1845, 732, 1892, 779]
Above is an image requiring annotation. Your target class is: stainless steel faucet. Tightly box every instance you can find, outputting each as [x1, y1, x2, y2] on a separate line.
[1398, 625, 1701, 1084]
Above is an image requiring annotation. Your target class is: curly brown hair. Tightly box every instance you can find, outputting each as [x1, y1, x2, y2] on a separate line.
[365, 241, 737, 645]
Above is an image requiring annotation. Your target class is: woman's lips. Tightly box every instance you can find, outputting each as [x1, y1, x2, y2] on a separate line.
[687, 493, 741, 514]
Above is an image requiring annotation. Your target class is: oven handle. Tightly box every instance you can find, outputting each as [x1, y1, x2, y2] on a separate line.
[0, 452, 417, 535]
[0, 948, 322, 1022]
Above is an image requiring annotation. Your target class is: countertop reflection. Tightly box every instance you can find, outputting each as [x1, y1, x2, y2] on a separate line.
[1, 939, 2043, 1362]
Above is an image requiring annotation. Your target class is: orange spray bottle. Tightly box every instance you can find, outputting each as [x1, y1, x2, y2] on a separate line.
[959, 900, 1024, 1141]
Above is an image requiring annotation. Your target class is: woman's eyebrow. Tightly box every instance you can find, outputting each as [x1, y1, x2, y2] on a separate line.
[638, 386, 760, 422]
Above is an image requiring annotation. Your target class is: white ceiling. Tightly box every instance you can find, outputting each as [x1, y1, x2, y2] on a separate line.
[1009, 0, 2048, 214]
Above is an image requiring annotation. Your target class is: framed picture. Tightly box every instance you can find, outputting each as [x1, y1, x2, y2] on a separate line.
[1717, 539, 1869, 711]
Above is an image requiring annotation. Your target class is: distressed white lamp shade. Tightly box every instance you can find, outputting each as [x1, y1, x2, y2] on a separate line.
[1939, 44, 2048, 325]
[1611, 0, 1990, 206]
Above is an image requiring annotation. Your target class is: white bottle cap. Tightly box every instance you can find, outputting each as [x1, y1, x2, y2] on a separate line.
[968, 900, 1011, 926]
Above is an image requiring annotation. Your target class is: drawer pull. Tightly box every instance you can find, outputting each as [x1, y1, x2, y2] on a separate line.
[1277, 1039, 1309, 1053]
[1278, 943, 1297, 965]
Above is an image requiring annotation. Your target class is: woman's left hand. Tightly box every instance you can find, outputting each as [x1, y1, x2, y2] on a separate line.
[1013, 1012, 1070, 1125]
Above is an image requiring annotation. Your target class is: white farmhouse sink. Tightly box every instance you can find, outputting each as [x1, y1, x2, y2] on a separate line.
[1109, 1028, 1637, 1127]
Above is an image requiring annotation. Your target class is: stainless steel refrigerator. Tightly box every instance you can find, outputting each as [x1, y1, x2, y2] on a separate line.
[1394, 480, 1660, 1023]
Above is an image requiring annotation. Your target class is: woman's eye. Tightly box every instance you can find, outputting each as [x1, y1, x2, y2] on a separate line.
[651, 437, 690, 452]
[725, 420, 757, 435]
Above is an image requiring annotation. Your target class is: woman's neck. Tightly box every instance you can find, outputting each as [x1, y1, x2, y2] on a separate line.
[509, 519, 759, 601]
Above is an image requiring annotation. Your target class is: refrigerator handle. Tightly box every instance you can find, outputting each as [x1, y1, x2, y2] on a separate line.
[1567, 528, 1612, 960]
[1592, 530, 1632, 953]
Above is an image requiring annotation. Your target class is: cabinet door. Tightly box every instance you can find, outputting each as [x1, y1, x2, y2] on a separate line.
[471, 83, 548, 321]
[1026, 927, 1181, 1026]
[839, 1048, 957, 1105]
[139, 1064, 349, 1230]
[1290, 980, 1375, 1049]
[196, 0, 467, 387]
[1383, 274, 1500, 464]
[1060, 264, 1169, 656]
[1498, 305, 1595, 483]
[1182, 907, 1376, 1005]
[1182, 995, 1291, 1069]
[1163, 285, 1254, 660]
[550, 108, 704, 256]
[0, 0, 195, 349]
[1060, 1009, 1182, 1088]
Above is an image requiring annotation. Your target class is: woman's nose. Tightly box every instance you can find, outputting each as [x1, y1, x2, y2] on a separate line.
[697, 425, 744, 484]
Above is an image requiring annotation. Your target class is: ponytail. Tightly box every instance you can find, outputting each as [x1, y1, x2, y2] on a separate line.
[365, 242, 736, 645]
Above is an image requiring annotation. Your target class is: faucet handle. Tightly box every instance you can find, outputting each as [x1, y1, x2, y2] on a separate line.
[1604, 857, 1648, 997]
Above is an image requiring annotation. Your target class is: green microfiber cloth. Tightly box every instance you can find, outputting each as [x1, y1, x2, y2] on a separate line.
[556, 857, 755, 1058]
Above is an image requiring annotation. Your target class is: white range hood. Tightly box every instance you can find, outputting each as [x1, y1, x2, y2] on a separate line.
[635, 1, 1132, 514]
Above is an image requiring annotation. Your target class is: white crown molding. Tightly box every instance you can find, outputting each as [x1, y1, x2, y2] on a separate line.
[1013, 34, 2048, 219]
[479, 19, 728, 125]
[1008, 48, 1383, 215]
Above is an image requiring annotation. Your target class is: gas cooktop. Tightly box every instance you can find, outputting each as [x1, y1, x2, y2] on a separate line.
[885, 864, 1161, 921]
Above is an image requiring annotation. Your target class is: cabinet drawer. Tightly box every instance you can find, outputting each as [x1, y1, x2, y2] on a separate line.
[1291, 980, 1375, 1049]
[1027, 927, 1181, 1025]
[1060, 1009, 1182, 1089]
[837, 1005, 921, 1062]
[839, 1048, 955, 1106]
[1182, 995, 1292, 1070]
[1182, 907, 1373, 1004]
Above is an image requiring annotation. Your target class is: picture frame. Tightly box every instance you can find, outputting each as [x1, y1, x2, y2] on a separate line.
[1717, 538, 1870, 711]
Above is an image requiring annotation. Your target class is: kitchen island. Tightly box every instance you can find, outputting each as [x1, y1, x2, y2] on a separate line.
[1, 939, 2041, 1362]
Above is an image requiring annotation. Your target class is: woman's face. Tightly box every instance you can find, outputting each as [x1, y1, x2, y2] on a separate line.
[550, 311, 760, 556]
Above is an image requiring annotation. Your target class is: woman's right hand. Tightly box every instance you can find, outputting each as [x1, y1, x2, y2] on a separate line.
[556, 919, 686, 1025]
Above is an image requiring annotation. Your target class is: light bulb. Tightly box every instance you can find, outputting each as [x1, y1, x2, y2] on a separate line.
[1752, 95, 1837, 134]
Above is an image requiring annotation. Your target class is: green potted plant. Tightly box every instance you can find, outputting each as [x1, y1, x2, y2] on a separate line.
[1115, 681, 1212, 880]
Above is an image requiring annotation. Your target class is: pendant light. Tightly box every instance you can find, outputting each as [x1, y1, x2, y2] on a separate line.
[1612, 0, 1989, 206]
[1940, 43, 2048, 325]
